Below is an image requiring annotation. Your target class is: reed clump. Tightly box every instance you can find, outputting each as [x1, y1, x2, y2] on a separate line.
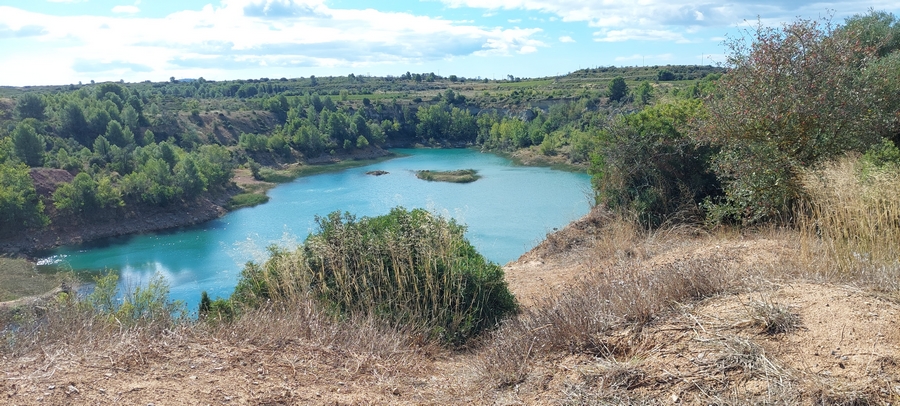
[231, 207, 517, 345]
[798, 151, 900, 291]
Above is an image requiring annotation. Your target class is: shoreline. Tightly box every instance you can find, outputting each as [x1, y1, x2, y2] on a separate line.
[0, 149, 405, 259]
[0, 146, 588, 283]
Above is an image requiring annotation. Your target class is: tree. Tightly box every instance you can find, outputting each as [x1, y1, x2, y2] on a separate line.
[142, 129, 156, 146]
[657, 70, 676, 81]
[92, 135, 111, 161]
[121, 105, 140, 131]
[15, 93, 46, 120]
[53, 172, 98, 214]
[105, 120, 127, 147]
[592, 99, 717, 226]
[12, 122, 45, 167]
[61, 101, 90, 146]
[174, 155, 206, 197]
[0, 162, 47, 233]
[635, 81, 653, 105]
[608, 76, 628, 102]
[699, 14, 900, 224]
[841, 10, 900, 57]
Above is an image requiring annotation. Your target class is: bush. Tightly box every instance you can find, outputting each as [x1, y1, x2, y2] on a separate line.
[85, 271, 185, 326]
[226, 192, 269, 210]
[700, 13, 900, 224]
[591, 99, 718, 227]
[231, 208, 517, 345]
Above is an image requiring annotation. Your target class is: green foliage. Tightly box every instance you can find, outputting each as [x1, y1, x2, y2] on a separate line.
[0, 162, 47, 233]
[635, 81, 653, 105]
[11, 122, 45, 167]
[416, 169, 480, 183]
[226, 192, 269, 210]
[842, 10, 900, 57]
[591, 99, 717, 226]
[85, 271, 185, 325]
[53, 172, 110, 214]
[198, 291, 234, 322]
[15, 93, 46, 120]
[231, 208, 517, 345]
[700, 14, 900, 224]
[657, 70, 676, 81]
[608, 76, 628, 102]
[861, 138, 900, 169]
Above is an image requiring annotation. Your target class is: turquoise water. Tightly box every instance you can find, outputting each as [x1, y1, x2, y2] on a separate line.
[38, 149, 592, 311]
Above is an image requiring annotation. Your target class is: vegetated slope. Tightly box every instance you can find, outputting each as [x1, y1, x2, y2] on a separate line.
[2, 207, 897, 405]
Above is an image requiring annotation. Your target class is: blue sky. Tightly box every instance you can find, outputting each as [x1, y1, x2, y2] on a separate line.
[1, 0, 897, 86]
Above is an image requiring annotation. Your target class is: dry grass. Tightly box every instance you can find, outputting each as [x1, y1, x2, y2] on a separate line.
[477, 214, 740, 389]
[744, 299, 801, 335]
[798, 156, 900, 293]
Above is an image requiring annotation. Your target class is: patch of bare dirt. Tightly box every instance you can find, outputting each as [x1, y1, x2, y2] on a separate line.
[29, 168, 74, 198]
[493, 282, 900, 405]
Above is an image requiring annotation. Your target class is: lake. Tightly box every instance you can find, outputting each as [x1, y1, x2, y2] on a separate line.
[38, 148, 592, 311]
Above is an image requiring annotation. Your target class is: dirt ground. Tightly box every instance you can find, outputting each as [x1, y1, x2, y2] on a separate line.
[2, 208, 899, 405]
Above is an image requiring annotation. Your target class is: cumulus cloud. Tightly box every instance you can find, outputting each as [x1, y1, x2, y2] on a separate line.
[438, 0, 892, 30]
[558, 35, 574, 43]
[595, 29, 690, 43]
[0, 23, 48, 39]
[0, 1, 545, 83]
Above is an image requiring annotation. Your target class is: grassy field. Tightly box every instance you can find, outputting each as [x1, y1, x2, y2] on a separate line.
[0, 257, 65, 302]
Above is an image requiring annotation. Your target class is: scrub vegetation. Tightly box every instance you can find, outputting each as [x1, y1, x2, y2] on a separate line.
[415, 169, 480, 183]
[2, 10, 900, 405]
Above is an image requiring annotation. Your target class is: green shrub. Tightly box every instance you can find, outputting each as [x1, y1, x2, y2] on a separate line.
[591, 99, 718, 227]
[226, 193, 269, 210]
[700, 13, 900, 224]
[231, 208, 517, 345]
[85, 271, 184, 326]
[198, 291, 235, 322]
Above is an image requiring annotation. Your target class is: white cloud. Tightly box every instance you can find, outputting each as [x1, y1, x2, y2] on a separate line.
[508, 18, 521, 23]
[438, 0, 895, 32]
[614, 53, 674, 62]
[559, 35, 574, 43]
[112, 6, 141, 14]
[595, 29, 689, 43]
[0, 2, 546, 84]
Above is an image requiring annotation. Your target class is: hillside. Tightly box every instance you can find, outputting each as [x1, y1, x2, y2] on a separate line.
[2, 207, 897, 405]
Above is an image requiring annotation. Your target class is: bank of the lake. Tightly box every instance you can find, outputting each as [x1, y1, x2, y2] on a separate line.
[0, 152, 400, 257]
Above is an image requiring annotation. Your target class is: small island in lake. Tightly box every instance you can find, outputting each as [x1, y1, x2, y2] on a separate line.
[415, 169, 481, 183]
[366, 170, 389, 176]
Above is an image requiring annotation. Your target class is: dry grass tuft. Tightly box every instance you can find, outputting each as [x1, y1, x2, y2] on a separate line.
[710, 336, 781, 378]
[798, 156, 900, 292]
[745, 299, 801, 335]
